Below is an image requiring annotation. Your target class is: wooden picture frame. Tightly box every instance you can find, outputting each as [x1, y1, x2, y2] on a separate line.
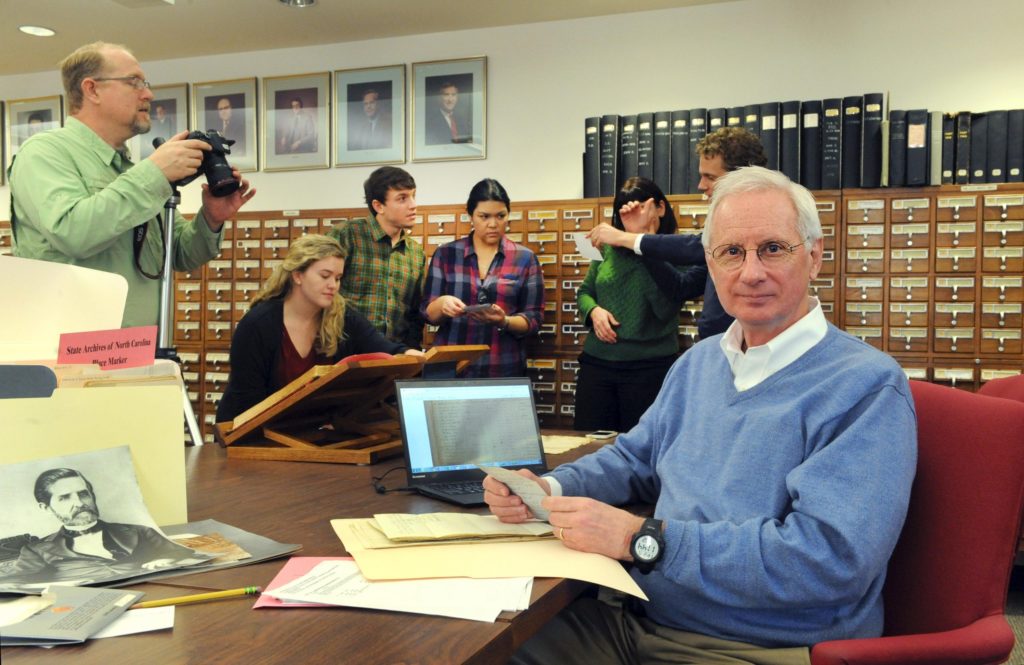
[262, 72, 331, 172]
[334, 64, 405, 167]
[127, 83, 189, 161]
[4, 95, 64, 174]
[192, 77, 258, 172]
[412, 56, 486, 162]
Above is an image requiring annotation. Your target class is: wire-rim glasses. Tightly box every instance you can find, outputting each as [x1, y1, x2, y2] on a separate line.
[93, 76, 151, 90]
[707, 238, 808, 271]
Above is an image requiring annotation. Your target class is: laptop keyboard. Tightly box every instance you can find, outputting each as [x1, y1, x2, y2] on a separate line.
[430, 481, 484, 495]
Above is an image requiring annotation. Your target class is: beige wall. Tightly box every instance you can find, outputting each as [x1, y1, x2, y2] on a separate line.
[2, 0, 1023, 213]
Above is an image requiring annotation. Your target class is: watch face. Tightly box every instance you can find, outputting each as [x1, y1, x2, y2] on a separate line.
[634, 534, 660, 562]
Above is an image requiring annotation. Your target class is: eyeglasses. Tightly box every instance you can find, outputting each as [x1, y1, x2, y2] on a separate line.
[707, 238, 807, 271]
[93, 76, 151, 91]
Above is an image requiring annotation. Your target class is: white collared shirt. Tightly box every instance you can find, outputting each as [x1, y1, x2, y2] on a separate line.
[720, 297, 827, 392]
[547, 298, 827, 495]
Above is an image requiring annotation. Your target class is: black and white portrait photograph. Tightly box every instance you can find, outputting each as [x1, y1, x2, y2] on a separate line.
[0, 446, 210, 593]
[263, 72, 330, 172]
[412, 57, 485, 162]
[192, 77, 258, 172]
[335, 64, 405, 167]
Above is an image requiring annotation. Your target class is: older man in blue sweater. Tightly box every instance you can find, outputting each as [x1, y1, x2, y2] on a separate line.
[486, 167, 917, 665]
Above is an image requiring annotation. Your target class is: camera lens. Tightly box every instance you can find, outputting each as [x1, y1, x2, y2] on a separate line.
[207, 167, 240, 197]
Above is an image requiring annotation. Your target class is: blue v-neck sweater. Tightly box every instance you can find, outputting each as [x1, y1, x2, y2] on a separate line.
[551, 325, 917, 647]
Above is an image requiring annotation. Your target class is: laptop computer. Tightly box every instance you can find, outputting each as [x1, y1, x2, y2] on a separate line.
[394, 377, 549, 507]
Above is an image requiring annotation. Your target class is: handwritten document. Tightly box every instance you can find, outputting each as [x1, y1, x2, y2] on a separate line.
[373, 512, 552, 542]
[478, 466, 551, 521]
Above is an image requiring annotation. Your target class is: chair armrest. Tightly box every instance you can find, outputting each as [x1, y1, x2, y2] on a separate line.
[810, 614, 1014, 665]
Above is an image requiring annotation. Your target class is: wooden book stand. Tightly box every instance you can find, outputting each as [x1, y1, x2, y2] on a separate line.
[215, 345, 488, 465]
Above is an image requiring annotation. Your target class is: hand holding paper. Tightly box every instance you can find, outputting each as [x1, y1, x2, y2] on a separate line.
[571, 232, 603, 261]
[479, 466, 551, 521]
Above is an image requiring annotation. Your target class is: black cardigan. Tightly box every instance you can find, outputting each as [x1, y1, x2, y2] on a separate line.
[216, 298, 407, 422]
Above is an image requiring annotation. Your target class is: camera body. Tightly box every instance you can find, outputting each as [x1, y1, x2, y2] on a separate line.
[158, 130, 239, 197]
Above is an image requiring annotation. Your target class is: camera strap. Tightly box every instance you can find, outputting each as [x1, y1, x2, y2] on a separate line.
[132, 214, 165, 280]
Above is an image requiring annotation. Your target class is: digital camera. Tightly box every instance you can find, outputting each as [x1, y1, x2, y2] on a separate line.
[155, 130, 239, 197]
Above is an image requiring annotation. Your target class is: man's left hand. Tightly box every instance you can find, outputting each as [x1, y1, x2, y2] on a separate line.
[542, 495, 645, 561]
[201, 168, 256, 230]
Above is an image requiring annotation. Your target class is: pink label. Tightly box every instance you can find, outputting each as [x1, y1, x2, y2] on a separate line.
[57, 326, 158, 369]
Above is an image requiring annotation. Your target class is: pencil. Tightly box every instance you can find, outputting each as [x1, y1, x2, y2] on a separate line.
[132, 585, 261, 609]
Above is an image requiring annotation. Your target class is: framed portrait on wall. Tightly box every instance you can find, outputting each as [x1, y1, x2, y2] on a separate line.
[192, 77, 258, 172]
[412, 56, 486, 162]
[4, 95, 64, 174]
[334, 64, 405, 167]
[262, 72, 330, 172]
[127, 83, 189, 161]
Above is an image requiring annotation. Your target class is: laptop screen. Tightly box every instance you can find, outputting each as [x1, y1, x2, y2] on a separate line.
[395, 377, 547, 482]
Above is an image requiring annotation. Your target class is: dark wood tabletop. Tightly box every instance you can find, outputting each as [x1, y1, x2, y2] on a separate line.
[2, 439, 601, 665]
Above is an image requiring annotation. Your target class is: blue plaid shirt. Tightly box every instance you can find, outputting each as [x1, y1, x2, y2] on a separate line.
[422, 234, 545, 377]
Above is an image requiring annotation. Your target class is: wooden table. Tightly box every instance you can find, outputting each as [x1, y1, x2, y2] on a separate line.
[3, 441, 599, 664]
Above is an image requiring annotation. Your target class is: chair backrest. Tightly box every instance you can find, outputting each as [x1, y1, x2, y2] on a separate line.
[978, 374, 1024, 403]
[882, 380, 1024, 636]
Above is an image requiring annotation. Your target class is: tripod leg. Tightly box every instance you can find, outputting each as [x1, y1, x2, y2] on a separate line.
[182, 383, 203, 445]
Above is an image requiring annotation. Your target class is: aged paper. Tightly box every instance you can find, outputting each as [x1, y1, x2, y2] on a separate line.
[333, 519, 647, 599]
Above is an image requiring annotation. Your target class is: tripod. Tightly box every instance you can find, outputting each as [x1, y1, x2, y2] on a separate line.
[156, 186, 204, 445]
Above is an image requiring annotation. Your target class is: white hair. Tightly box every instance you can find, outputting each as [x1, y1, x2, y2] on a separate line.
[702, 166, 822, 249]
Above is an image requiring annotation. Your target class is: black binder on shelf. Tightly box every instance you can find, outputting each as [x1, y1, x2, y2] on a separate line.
[727, 106, 743, 127]
[987, 110, 1008, 183]
[1008, 109, 1024, 183]
[821, 98, 842, 189]
[888, 110, 908, 188]
[841, 96, 863, 188]
[800, 100, 822, 190]
[941, 113, 956, 185]
[618, 114, 638, 189]
[583, 116, 600, 198]
[636, 112, 655, 181]
[743, 104, 760, 137]
[779, 100, 800, 182]
[760, 102, 781, 171]
[670, 110, 691, 195]
[599, 114, 619, 197]
[708, 107, 727, 133]
[687, 108, 707, 194]
[861, 93, 884, 188]
[653, 111, 672, 193]
[905, 109, 929, 186]
[969, 112, 988, 184]
[954, 112, 971, 184]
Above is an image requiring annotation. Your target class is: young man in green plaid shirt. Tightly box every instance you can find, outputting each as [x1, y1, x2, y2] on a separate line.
[329, 167, 425, 348]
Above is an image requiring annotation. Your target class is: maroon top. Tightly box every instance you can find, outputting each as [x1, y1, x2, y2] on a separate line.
[276, 328, 329, 387]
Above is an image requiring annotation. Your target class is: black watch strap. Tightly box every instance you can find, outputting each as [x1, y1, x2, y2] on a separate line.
[630, 518, 664, 574]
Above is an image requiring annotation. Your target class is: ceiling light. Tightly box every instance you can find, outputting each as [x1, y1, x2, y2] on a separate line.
[19, 25, 56, 37]
[279, 0, 316, 7]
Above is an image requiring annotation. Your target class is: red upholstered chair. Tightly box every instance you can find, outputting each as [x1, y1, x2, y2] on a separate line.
[811, 380, 1024, 665]
[979, 374, 1024, 403]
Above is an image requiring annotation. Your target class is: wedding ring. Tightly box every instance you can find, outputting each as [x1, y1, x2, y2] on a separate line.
[558, 527, 565, 540]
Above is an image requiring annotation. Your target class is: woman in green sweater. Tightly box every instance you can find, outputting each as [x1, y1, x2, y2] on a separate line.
[574, 177, 705, 431]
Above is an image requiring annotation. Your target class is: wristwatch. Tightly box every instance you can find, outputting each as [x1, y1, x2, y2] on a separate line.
[629, 518, 664, 574]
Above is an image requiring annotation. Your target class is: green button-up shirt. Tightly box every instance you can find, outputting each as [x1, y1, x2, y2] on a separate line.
[329, 216, 425, 348]
[9, 117, 222, 328]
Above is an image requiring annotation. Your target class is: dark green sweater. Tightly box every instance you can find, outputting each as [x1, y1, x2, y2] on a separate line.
[576, 245, 682, 362]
